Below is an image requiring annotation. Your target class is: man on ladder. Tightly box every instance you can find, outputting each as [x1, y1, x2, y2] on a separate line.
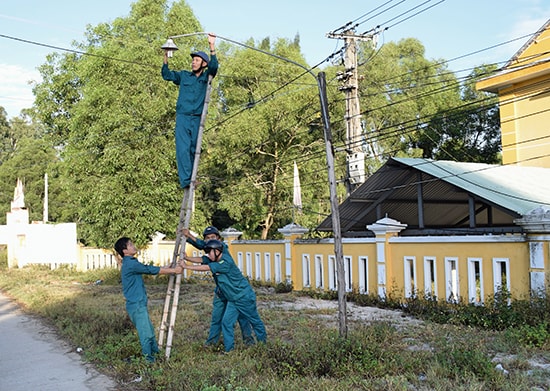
[158, 33, 218, 359]
[162, 33, 218, 189]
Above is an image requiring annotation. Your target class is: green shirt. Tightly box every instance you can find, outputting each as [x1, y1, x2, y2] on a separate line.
[161, 54, 219, 115]
[206, 253, 253, 302]
[121, 256, 160, 307]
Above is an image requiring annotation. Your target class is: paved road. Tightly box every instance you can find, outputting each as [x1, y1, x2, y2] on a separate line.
[0, 290, 118, 391]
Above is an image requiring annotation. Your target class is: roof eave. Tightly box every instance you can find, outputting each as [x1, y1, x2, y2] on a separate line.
[476, 60, 550, 93]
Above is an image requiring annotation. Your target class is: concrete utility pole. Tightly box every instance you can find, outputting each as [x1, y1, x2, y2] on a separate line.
[327, 28, 377, 194]
[318, 71, 347, 338]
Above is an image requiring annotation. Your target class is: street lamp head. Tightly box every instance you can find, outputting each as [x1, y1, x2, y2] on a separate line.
[161, 38, 179, 58]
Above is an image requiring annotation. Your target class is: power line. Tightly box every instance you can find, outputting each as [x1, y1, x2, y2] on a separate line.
[361, 0, 446, 34]
[276, 77, 549, 180]
[1, 20, 537, 148]
[3, 15, 549, 232]
[3, 24, 548, 193]
[330, 0, 403, 34]
[201, 78, 550, 191]
[205, 66, 546, 183]
[0, 33, 155, 68]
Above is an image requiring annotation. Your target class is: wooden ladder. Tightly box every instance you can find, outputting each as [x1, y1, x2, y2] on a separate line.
[158, 75, 214, 360]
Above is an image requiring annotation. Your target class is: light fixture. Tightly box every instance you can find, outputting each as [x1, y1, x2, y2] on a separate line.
[161, 38, 179, 58]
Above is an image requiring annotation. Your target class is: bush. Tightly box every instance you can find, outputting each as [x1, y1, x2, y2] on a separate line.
[343, 287, 550, 349]
[249, 278, 293, 294]
[255, 326, 398, 379]
[435, 345, 494, 380]
[274, 280, 293, 293]
[505, 322, 550, 348]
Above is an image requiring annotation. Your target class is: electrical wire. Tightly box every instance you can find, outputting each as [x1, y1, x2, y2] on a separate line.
[2, 17, 549, 222]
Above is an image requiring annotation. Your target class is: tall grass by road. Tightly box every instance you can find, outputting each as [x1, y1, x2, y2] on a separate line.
[0, 260, 549, 390]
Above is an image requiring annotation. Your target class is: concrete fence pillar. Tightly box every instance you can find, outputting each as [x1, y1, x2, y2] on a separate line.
[367, 216, 407, 298]
[221, 227, 243, 255]
[277, 223, 309, 287]
[514, 207, 550, 297]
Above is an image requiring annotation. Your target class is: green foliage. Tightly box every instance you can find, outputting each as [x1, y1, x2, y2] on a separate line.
[201, 38, 331, 239]
[0, 245, 6, 269]
[353, 38, 460, 173]
[347, 288, 406, 310]
[435, 344, 495, 380]
[0, 109, 43, 152]
[419, 65, 501, 163]
[32, 0, 204, 246]
[394, 290, 550, 349]
[301, 288, 339, 301]
[505, 323, 550, 348]
[243, 278, 294, 294]
[352, 38, 501, 172]
[257, 329, 390, 379]
[274, 280, 293, 293]
[0, 107, 10, 163]
[28, 0, 336, 244]
[0, 110, 65, 225]
[79, 267, 121, 285]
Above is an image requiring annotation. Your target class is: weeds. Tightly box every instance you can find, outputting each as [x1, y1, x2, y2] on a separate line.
[1, 266, 550, 390]
[505, 322, 550, 348]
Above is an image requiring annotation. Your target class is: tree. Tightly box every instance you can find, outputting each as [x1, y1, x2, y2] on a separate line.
[356, 38, 462, 173]
[33, 0, 205, 246]
[198, 37, 331, 239]
[0, 108, 63, 225]
[0, 108, 42, 164]
[0, 130, 62, 225]
[417, 65, 501, 163]
[31, 0, 337, 244]
[0, 107, 11, 165]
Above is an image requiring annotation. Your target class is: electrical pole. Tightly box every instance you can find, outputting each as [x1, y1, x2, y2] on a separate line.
[327, 28, 377, 194]
[318, 71, 347, 338]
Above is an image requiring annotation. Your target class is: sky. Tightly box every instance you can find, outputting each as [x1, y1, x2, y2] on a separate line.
[1, 0, 549, 119]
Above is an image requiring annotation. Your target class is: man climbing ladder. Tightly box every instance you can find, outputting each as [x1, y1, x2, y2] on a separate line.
[161, 33, 218, 189]
[158, 33, 218, 359]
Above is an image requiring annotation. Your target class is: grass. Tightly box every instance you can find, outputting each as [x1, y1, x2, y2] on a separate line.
[0, 262, 549, 390]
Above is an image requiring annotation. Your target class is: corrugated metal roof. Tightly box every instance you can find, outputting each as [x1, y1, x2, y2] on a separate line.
[317, 158, 550, 236]
[399, 158, 550, 215]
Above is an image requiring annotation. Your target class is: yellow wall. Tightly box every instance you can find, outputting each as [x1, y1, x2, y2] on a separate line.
[289, 239, 378, 291]
[231, 242, 286, 283]
[476, 22, 550, 168]
[498, 76, 550, 167]
[222, 235, 539, 303]
[389, 240, 530, 301]
[75, 230, 548, 304]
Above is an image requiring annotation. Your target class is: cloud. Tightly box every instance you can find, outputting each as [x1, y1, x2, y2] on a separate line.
[509, 16, 549, 40]
[0, 63, 41, 119]
[492, 10, 550, 66]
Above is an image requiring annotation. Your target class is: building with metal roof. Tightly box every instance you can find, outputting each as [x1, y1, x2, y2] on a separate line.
[306, 19, 550, 303]
[317, 157, 550, 236]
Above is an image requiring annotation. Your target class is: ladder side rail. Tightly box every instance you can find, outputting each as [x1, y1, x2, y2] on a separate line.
[163, 75, 214, 359]
[158, 189, 190, 348]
